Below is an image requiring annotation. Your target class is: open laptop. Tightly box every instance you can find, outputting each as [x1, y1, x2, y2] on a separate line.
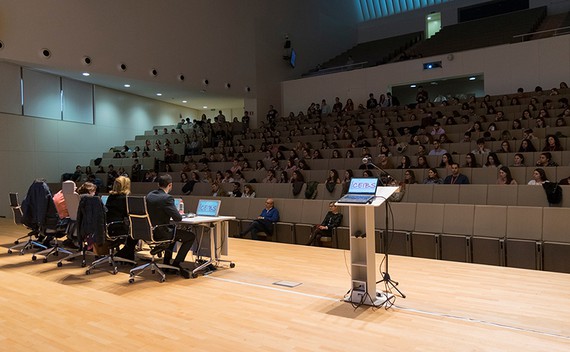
[337, 178, 379, 204]
[196, 199, 221, 217]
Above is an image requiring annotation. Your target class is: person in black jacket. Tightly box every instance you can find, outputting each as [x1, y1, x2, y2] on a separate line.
[146, 174, 195, 278]
[108, 176, 136, 260]
[21, 178, 59, 247]
[306, 202, 343, 246]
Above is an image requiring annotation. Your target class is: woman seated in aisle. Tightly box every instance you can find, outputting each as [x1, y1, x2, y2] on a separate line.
[497, 166, 517, 185]
[423, 168, 443, 184]
[528, 168, 548, 185]
[109, 176, 135, 261]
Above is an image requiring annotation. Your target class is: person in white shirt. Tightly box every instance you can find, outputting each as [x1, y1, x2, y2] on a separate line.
[527, 168, 548, 185]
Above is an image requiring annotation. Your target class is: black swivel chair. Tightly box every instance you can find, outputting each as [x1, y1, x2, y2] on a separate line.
[126, 196, 180, 283]
[85, 220, 137, 275]
[7, 193, 48, 254]
[57, 195, 102, 268]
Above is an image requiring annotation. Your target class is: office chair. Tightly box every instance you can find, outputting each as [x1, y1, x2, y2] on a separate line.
[127, 196, 181, 283]
[7, 193, 48, 255]
[32, 181, 79, 262]
[85, 220, 137, 275]
[57, 195, 102, 268]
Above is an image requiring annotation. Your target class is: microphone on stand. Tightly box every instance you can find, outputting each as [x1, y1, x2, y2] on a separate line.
[365, 156, 395, 186]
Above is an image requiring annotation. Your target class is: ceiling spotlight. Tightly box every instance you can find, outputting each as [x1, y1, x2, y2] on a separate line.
[118, 63, 127, 72]
[245, 86, 251, 93]
[178, 74, 185, 81]
[182, 100, 187, 103]
[124, 84, 131, 88]
[203, 106, 208, 109]
[156, 93, 162, 96]
[202, 78, 209, 85]
[225, 83, 231, 89]
[469, 77, 476, 81]
[150, 68, 158, 77]
[410, 84, 417, 88]
[82, 56, 92, 65]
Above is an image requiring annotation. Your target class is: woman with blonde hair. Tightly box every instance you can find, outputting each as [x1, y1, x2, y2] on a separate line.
[108, 176, 135, 260]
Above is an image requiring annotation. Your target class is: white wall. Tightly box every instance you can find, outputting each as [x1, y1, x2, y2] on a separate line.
[282, 35, 570, 116]
[0, 82, 198, 217]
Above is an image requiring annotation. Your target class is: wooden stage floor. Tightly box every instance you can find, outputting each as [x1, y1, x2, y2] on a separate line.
[0, 218, 569, 351]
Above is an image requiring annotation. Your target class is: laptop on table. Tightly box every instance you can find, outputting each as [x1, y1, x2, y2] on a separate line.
[195, 199, 221, 217]
[337, 178, 379, 204]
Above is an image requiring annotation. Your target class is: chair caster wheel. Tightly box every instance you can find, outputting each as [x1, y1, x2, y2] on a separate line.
[192, 273, 198, 279]
[85, 270, 91, 275]
[20, 251, 25, 255]
[129, 278, 135, 284]
[112, 268, 118, 275]
[160, 277, 166, 283]
[32, 255, 37, 261]
[81, 261, 86, 268]
[14, 240, 19, 245]
[42, 258, 48, 263]
[7, 249, 12, 254]
[57, 262, 63, 267]
[230, 262, 235, 268]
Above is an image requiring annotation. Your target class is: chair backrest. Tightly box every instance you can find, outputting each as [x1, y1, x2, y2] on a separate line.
[62, 180, 80, 220]
[126, 196, 153, 242]
[9, 193, 24, 226]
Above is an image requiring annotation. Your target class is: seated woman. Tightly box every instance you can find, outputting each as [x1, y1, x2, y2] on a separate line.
[403, 170, 417, 184]
[528, 168, 548, 185]
[107, 177, 136, 261]
[511, 153, 525, 167]
[242, 184, 256, 198]
[423, 168, 443, 184]
[497, 166, 517, 185]
[484, 152, 502, 168]
[439, 153, 455, 172]
[464, 153, 479, 168]
[306, 202, 343, 246]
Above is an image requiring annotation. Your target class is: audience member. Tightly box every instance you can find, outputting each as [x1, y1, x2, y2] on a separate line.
[306, 202, 343, 246]
[423, 168, 442, 184]
[497, 166, 517, 185]
[237, 198, 279, 240]
[242, 184, 256, 198]
[536, 152, 559, 167]
[528, 168, 548, 185]
[444, 163, 470, 184]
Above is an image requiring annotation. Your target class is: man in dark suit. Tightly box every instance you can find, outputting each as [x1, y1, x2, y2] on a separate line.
[146, 174, 195, 278]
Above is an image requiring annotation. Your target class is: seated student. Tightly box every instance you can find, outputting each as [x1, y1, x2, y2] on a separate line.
[497, 166, 517, 185]
[536, 152, 559, 167]
[443, 163, 470, 184]
[528, 168, 548, 185]
[306, 202, 343, 246]
[423, 168, 443, 184]
[237, 198, 279, 240]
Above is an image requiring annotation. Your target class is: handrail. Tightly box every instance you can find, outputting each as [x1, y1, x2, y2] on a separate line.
[513, 25, 570, 41]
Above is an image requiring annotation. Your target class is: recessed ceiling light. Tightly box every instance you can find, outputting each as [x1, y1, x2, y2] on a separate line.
[124, 84, 131, 88]
[82, 72, 90, 76]
[203, 106, 208, 109]
[182, 100, 187, 103]
[469, 77, 476, 81]
[427, 16, 432, 20]
[410, 84, 417, 88]
[156, 93, 162, 96]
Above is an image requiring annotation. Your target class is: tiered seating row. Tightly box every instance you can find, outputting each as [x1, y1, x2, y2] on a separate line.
[175, 196, 570, 274]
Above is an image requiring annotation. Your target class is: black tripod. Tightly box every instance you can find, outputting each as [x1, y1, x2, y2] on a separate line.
[376, 198, 406, 298]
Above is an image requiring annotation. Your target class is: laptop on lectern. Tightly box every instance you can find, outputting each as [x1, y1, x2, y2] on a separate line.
[337, 178, 379, 204]
[196, 199, 221, 217]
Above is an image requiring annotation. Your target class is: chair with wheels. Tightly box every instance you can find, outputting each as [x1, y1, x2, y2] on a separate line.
[57, 195, 102, 268]
[127, 196, 181, 283]
[7, 193, 48, 255]
[85, 220, 137, 275]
